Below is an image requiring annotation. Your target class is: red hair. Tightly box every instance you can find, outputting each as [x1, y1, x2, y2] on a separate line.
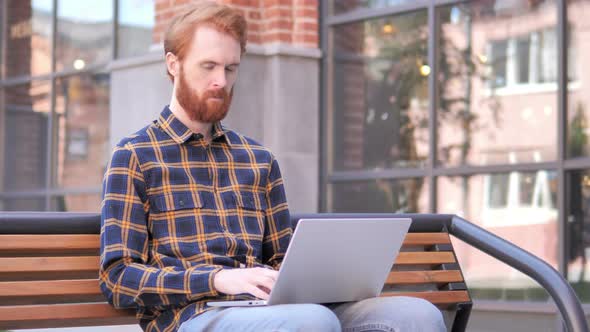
[164, 1, 247, 81]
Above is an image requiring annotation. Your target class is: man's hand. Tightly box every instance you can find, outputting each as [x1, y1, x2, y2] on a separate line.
[213, 267, 278, 300]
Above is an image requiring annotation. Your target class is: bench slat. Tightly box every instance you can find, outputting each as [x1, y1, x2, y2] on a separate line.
[381, 290, 470, 304]
[394, 252, 456, 265]
[402, 233, 451, 246]
[0, 257, 99, 273]
[0, 279, 101, 297]
[0, 303, 136, 330]
[385, 270, 464, 285]
[0, 233, 450, 254]
[0, 254, 457, 273]
[0, 235, 99, 252]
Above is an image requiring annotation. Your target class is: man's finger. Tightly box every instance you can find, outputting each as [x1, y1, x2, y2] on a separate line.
[253, 275, 276, 293]
[246, 284, 270, 300]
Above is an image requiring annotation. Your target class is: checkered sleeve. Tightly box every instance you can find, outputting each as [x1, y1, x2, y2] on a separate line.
[99, 144, 222, 308]
[262, 155, 293, 269]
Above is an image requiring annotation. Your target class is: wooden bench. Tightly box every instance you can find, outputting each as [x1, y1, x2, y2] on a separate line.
[0, 212, 585, 331]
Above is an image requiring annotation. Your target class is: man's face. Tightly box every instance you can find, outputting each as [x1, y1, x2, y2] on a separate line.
[174, 25, 241, 123]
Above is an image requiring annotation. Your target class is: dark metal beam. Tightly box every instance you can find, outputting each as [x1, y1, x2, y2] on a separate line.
[427, 0, 438, 212]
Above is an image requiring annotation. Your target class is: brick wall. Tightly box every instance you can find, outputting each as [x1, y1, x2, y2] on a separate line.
[153, 0, 319, 48]
[6, 1, 32, 77]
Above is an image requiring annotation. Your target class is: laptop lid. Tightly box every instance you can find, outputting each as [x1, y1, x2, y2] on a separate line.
[267, 217, 411, 305]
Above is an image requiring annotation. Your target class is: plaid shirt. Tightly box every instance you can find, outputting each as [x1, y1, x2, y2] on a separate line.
[99, 106, 292, 332]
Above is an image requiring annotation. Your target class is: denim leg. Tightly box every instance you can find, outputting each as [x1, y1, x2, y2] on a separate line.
[178, 303, 341, 332]
[329, 296, 446, 332]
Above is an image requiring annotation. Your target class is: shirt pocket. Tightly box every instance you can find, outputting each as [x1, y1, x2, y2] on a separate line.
[233, 191, 267, 243]
[148, 192, 224, 259]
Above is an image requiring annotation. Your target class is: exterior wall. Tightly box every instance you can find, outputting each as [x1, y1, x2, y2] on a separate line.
[110, 54, 173, 147]
[110, 0, 321, 213]
[153, 0, 318, 48]
[109, 46, 320, 213]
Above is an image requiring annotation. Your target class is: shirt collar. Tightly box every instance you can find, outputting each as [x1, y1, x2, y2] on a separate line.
[157, 106, 231, 146]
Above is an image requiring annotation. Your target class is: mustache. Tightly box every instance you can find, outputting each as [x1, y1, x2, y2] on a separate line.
[203, 89, 228, 99]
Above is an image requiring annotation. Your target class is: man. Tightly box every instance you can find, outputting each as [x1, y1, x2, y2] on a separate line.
[100, 1, 446, 331]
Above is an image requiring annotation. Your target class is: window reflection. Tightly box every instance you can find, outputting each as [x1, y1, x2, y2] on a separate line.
[56, 0, 113, 71]
[332, 11, 429, 171]
[330, 178, 428, 213]
[567, 0, 590, 158]
[437, 1, 558, 166]
[0, 197, 46, 211]
[5, 0, 53, 78]
[2, 81, 51, 192]
[332, 0, 414, 15]
[117, 0, 155, 58]
[567, 169, 590, 301]
[50, 193, 101, 212]
[54, 73, 110, 189]
[438, 171, 557, 301]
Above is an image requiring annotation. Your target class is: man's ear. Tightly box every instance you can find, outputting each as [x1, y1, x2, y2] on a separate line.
[166, 52, 180, 79]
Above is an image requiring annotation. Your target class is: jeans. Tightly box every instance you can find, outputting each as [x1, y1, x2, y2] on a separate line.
[178, 296, 446, 332]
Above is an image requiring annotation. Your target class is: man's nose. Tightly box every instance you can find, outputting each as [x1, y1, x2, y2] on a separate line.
[211, 68, 227, 89]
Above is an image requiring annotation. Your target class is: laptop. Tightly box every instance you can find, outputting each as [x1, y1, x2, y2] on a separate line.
[207, 217, 411, 307]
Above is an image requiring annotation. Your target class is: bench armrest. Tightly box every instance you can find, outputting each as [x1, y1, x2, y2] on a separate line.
[450, 215, 588, 332]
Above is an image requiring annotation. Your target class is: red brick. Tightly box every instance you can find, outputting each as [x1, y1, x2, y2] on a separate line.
[294, 0, 316, 5]
[300, 33, 318, 45]
[294, 8, 317, 18]
[263, 7, 292, 19]
[248, 33, 262, 44]
[248, 11, 262, 20]
[262, 31, 292, 43]
[248, 22, 261, 32]
[294, 21, 317, 32]
[262, 0, 293, 8]
[266, 19, 293, 30]
[228, 0, 257, 6]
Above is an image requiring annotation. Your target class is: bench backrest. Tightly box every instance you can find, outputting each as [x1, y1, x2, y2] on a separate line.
[0, 213, 472, 331]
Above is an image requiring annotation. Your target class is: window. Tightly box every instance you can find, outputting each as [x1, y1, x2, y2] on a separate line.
[331, 11, 429, 172]
[0, 0, 113, 211]
[117, 0, 156, 58]
[487, 27, 559, 89]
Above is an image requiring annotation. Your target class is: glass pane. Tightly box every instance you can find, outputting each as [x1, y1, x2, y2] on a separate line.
[0, 197, 46, 211]
[329, 178, 428, 213]
[566, 169, 590, 301]
[331, 0, 414, 15]
[438, 171, 558, 301]
[56, 0, 113, 71]
[50, 193, 101, 212]
[567, 0, 590, 158]
[5, 0, 53, 78]
[2, 81, 51, 192]
[437, 2, 558, 166]
[0, 3, 3, 77]
[331, 11, 429, 171]
[117, 0, 155, 58]
[54, 73, 110, 189]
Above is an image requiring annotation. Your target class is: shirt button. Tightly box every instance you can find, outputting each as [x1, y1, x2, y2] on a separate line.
[179, 199, 185, 207]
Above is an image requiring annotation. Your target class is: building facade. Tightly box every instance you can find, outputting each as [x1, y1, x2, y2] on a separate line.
[2, 0, 590, 331]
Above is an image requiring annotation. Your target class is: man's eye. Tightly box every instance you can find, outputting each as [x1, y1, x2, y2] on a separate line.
[202, 64, 215, 70]
[225, 67, 235, 72]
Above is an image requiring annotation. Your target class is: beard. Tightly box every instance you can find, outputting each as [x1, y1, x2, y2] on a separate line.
[175, 66, 233, 123]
